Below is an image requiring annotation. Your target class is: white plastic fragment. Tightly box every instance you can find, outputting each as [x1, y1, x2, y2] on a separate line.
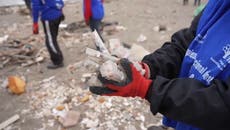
[115, 25, 127, 31]
[100, 60, 126, 82]
[85, 47, 118, 62]
[0, 114, 20, 130]
[109, 39, 130, 58]
[1, 78, 8, 88]
[58, 111, 80, 128]
[137, 34, 147, 42]
[92, 30, 110, 54]
[0, 35, 9, 44]
[81, 118, 99, 128]
[59, 23, 68, 29]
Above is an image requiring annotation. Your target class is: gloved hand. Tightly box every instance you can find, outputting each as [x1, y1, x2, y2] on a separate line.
[33, 23, 39, 34]
[90, 58, 153, 99]
[133, 61, 150, 79]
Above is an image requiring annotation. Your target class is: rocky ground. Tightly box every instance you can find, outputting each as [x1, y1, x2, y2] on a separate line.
[0, 0, 207, 130]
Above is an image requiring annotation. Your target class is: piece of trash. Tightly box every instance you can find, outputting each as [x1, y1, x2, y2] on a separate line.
[81, 118, 99, 128]
[100, 60, 126, 82]
[109, 38, 130, 58]
[0, 114, 20, 130]
[92, 30, 110, 54]
[0, 35, 9, 44]
[112, 46, 130, 58]
[56, 105, 65, 111]
[80, 95, 90, 103]
[137, 34, 147, 42]
[1, 78, 8, 88]
[21, 56, 45, 67]
[58, 111, 80, 128]
[59, 23, 68, 29]
[85, 47, 118, 62]
[82, 73, 96, 78]
[8, 76, 26, 95]
[153, 25, 167, 32]
[98, 97, 105, 103]
[109, 38, 121, 51]
[52, 108, 66, 118]
[115, 25, 127, 31]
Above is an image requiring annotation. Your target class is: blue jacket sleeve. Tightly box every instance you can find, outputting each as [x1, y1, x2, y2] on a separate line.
[32, 0, 42, 23]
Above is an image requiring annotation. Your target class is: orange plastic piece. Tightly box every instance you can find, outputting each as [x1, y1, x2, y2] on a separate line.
[8, 76, 26, 95]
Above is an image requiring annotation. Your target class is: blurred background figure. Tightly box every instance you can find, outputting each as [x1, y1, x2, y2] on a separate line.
[194, 0, 201, 6]
[24, 0, 31, 12]
[32, 0, 65, 69]
[183, 0, 201, 6]
[83, 0, 105, 44]
[183, 0, 189, 5]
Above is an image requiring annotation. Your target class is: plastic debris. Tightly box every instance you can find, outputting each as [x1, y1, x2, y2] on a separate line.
[58, 111, 80, 128]
[0, 35, 9, 44]
[109, 38, 130, 58]
[8, 76, 26, 95]
[137, 34, 147, 42]
[0, 114, 20, 130]
[85, 47, 119, 62]
[100, 60, 126, 82]
[93, 30, 110, 54]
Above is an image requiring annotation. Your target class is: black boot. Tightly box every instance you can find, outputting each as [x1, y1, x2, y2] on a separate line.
[47, 62, 64, 69]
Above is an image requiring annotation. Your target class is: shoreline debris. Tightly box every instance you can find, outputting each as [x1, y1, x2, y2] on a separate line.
[0, 114, 20, 130]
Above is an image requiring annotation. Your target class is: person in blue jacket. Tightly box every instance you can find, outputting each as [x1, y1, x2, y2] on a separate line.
[32, 0, 65, 69]
[90, 0, 230, 130]
[83, 0, 105, 45]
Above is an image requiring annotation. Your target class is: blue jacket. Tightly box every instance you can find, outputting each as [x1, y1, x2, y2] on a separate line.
[163, 0, 230, 129]
[83, 0, 104, 23]
[32, 0, 64, 23]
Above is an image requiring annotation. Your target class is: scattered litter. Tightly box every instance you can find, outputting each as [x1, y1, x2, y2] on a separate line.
[137, 34, 147, 43]
[56, 105, 65, 111]
[92, 30, 110, 54]
[97, 97, 105, 103]
[153, 24, 167, 32]
[109, 38, 121, 51]
[109, 38, 130, 58]
[115, 25, 127, 31]
[0, 38, 46, 68]
[0, 35, 9, 44]
[0, 114, 20, 130]
[85, 47, 118, 62]
[81, 118, 99, 128]
[82, 73, 96, 78]
[100, 60, 126, 82]
[52, 108, 66, 118]
[58, 111, 80, 128]
[80, 95, 91, 103]
[1, 78, 8, 88]
[0, 6, 163, 129]
[8, 76, 26, 95]
[59, 23, 68, 29]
